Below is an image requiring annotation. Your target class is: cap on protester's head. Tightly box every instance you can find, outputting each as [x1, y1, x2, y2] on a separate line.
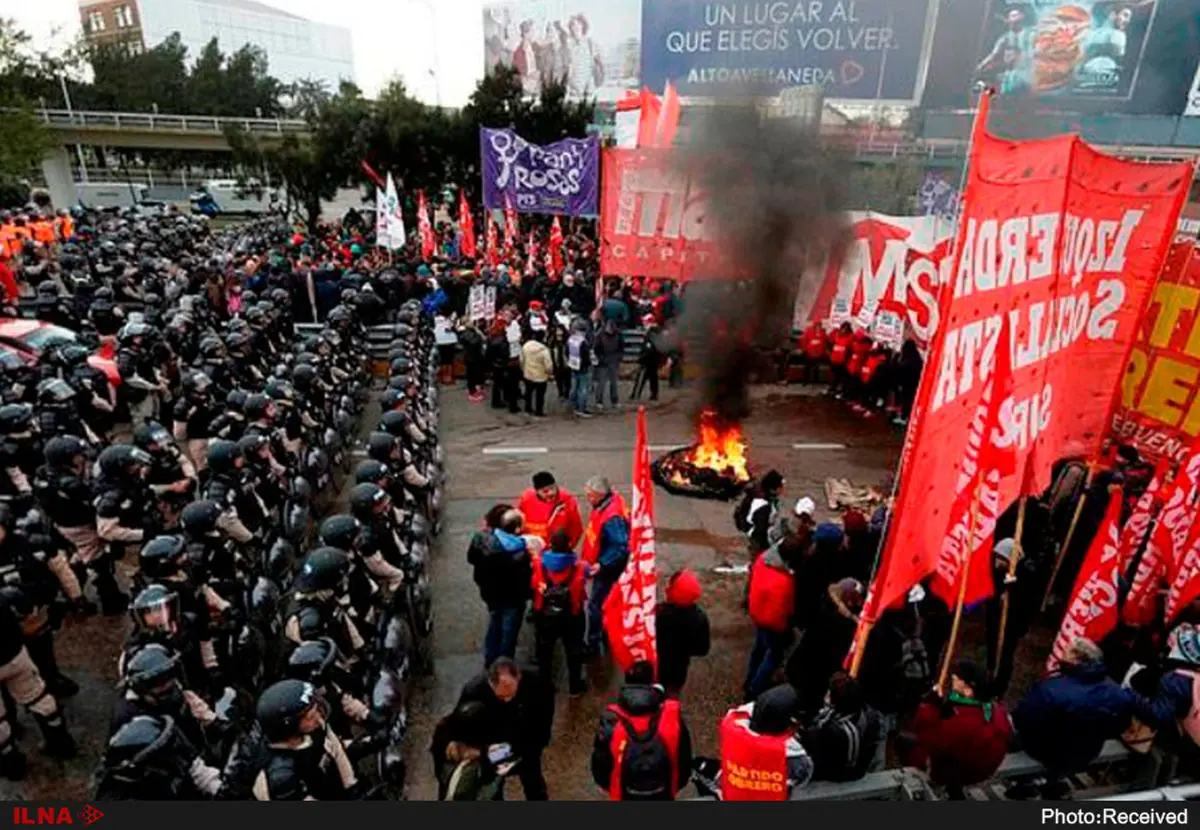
[666, 569, 702, 607]
[532, 471, 556, 490]
[814, 521, 843, 545]
[793, 496, 815, 518]
[953, 660, 991, 698]
[993, 538, 1015, 565]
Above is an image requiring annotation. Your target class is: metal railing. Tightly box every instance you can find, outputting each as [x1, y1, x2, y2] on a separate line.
[32, 108, 308, 137]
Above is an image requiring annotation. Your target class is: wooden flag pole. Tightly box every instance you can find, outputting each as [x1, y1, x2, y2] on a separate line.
[992, 495, 1027, 676]
[1041, 464, 1096, 612]
[936, 496, 980, 696]
[847, 616, 873, 679]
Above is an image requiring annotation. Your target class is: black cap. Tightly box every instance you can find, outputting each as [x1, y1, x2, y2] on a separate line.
[532, 471, 556, 490]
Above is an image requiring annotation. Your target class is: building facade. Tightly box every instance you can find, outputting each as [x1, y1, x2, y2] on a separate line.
[78, 0, 354, 89]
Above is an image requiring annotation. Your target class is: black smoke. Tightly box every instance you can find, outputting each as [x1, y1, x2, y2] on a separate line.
[676, 93, 851, 426]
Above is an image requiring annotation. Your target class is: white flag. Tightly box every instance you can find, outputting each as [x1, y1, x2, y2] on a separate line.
[384, 173, 406, 249]
[375, 189, 388, 247]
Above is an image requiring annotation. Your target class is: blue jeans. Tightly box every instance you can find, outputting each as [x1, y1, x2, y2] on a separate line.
[744, 627, 793, 701]
[484, 604, 525, 667]
[593, 363, 620, 408]
[570, 370, 591, 413]
[586, 572, 618, 650]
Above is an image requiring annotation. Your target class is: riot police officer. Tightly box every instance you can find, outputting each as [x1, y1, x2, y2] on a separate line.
[285, 638, 373, 744]
[116, 320, 167, 424]
[49, 343, 115, 440]
[201, 441, 261, 542]
[347, 486, 412, 593]
[134, 421, 197, 522]
[209, 390, 249, 443]
[283, 547, 367, 664]
[251, 679, 359, 800]
[93, 715, 222, 799]
[172, 370, 217, 474]
[0, 403, 40, 503]
[94, 445, 157, 601]
[36, 378, 99, 444]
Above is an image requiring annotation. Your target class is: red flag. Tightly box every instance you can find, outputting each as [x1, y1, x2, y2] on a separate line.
[637, 88, 662, 149]
[1119, 458, 1170, 576]
[485, 213, 499, 269]
[861, 91, 1192, 620]
[1128, 441, 1200, 625]
[1047, 489, 1123, 673]
[524, 232, 538, 278]
[503, 195, 518, 254]
[930, 315, 1016, 608]
[655, 81, 681, 148]
[417, 190, 435, 260]
[360, 159, 385, 190]
[603, 407, 658, 674]
[549, 216, 564, 277]
[458, 190, 476, 259]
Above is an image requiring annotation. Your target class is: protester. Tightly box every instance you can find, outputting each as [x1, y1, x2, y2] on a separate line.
[632, 314, 664, 402]
[520, 330, 554, 417]
[565, 318, 594, 418]
[458, 317, 488, 403]
[787, 578, 866, 716]
[456, 658, 555, 800]
[656, 569, 711, 697]
[581, 476, 630, 655]
[530, 529, 587, 696]
[590, 661, 693, 801]
[985, 537, 1042, 699]
[467, 505, 540, 667]
[802, 671, 883, 783]
[431, 701, 504, 800]
[744, 533, 800, 702]
[898, 661, 1011, 798]
[734, 470, 785, 556]
[516, 472, 584, 550]
[593, 320, 624, 413]
[718, 683, 812, 800]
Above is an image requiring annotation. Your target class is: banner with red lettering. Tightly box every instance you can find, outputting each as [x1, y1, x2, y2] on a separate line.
[1047, 490, 1123, 673]
[803, 212, 957, 351]
[865, 92, 1194, 619]
[458, 190, 476, 259]
[603, 406, 658, 674]
[1119, 459, 1170, 577]
[1109, 240, 1200, 464]
[599, 148, 726, 280]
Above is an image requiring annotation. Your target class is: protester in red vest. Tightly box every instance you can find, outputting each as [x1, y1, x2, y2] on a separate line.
[827, 322, 854, 398]
[0, 258, 16, 305]
[898, 660, 1011, 799]
[591, 661, 693, 800]
[855, 345, 891, 416]
[530, 530, 587, 696]
[800, 323, 827, 384]
[719, 683, 812, 800]
[581, 476, 630, 654]
[517, 471, 583, 549]
[744, 535, 801, 702]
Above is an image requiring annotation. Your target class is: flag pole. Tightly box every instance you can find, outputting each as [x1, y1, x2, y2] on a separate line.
[847, 615, 873, 678]
[1041, 463, 1096, 612]
[936, 494, 980, 696]
[992, 495, 1026, 677]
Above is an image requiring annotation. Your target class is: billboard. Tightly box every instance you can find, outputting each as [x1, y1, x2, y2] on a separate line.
[482, 0, 641, 102]
[639, 0, 935, 101]
[922, 0, 1200, 114]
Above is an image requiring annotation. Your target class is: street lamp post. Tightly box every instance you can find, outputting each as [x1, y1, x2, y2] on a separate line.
[415, 0, 442, 108]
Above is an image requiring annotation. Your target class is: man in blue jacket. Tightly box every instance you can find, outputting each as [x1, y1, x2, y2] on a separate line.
[1013, 637, 1175, 778]
[468, 506, 539, 667]
[582, 476, 630, 656]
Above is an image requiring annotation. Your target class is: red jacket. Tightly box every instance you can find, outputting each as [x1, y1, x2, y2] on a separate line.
[748, 549, 794, 633]
[0, 261, 16, 303]
[607, 699, 683, 800]
[530, 552, 586, 615]
[902, 697, 1011, 789]
[846, 335, 872, 376]
[518, 488, 583, 549]
[803, 325, 827, 360]
[861, 352, 888, 384]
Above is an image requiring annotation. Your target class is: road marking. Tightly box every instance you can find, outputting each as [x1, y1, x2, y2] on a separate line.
[792, 442, 847, 450]
[481, 446, 549, 455]
[648, 444, 687, 452]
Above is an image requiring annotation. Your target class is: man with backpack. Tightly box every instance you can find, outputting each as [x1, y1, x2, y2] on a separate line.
[734, 470, 784, 556]
[531, 530, 587, 696]
[802, 671, 883, 783]
[591, 661, 693, 800]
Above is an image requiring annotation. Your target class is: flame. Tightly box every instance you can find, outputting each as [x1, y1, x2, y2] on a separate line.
[683, 409, 750, 482]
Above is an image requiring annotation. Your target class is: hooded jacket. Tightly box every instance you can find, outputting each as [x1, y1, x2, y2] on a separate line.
[455, 666, 555, 756]
[656, 571, 711, 692]
[590, 683, 693, 797]
[786, 581, 863, 714]
[467, 529, 533, 609]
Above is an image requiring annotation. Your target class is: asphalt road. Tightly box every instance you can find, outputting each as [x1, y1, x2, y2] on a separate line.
[0, 379, 1056, 801]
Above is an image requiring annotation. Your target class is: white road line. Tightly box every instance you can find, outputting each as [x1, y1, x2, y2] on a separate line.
[481, 447, 549, 455]
[792, 443, 847, 450]
[648, 444, 687, 452]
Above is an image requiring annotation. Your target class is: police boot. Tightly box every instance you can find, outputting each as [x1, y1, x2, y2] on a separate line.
[34, 713, 77, 761]
[93, 562, 129, 616]
[1, 689, 22, 741]
[26, 632, 78, 700]
[0, 743, 27, 781]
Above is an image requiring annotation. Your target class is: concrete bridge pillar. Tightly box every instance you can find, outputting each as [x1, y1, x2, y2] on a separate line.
[40, 147, 78, 209]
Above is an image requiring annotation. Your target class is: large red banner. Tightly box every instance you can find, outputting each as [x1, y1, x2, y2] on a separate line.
[1109, 240, 1200, 464]
[599, 148, 726, 280]
[866, 93, 1195, 618]
[603, 406, 658, 674]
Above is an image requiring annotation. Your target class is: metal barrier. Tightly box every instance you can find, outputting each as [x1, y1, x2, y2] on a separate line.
[31, 108, 308, 137]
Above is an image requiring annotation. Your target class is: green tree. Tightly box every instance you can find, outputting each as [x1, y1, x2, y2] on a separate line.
[846, 159, 925, 213]
[0, 19, 54, 191]
[84, 32, 189, 112]
[187, 38, 225, 115]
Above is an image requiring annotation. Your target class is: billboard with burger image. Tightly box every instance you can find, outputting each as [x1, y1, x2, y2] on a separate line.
[974, 0, 1159, 99]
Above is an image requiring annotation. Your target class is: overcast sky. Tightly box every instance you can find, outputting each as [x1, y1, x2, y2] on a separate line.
[9, 0, 487, 106]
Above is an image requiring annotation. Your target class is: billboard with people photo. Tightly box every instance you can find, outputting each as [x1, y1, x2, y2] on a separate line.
[482, 0, 642, 102]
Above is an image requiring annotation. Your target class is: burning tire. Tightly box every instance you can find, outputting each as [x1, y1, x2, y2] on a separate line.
[651, 409, 752, 501]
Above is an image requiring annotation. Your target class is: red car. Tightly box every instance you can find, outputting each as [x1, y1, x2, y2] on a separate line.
[0, 319, 121, 386]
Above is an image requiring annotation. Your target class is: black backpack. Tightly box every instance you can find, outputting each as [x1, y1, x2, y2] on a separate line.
[733, 490, 757, 533]
[539, 563, 576, 617]
[616, 711, 673, 800]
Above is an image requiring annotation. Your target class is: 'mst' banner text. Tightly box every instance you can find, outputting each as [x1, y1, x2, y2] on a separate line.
[867, 93, 1195, 616]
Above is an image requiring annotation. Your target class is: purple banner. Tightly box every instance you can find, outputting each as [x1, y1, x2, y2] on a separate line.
[480, 127, 599, 217]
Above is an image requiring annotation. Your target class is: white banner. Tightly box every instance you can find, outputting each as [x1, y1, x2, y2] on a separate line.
[1186, 62, 1200, 117]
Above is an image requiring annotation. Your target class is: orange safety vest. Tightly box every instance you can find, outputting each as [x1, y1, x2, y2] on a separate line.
[0, 226, 14, 260]
[719, 708, 791, 801]
[517, 487, 583, 548]
[32, 221, 55, 245]
[55, 216, 74, 242]
[582, 492, 628, 566]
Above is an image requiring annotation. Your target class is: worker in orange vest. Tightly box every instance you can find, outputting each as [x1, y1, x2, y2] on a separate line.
[31, 213, 55, 248]
[517, 471, 583, 549]
[530, 529, 587, 695]
[54, 210, 74, 243]
[718, 683, 812, 800]
[581, 476, 629, 654]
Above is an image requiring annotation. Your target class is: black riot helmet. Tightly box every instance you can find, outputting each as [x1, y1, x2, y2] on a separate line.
[179, 500, 223, 538]
[354, 459, 391, 488]
[97, 445, 153, 481]
[366, 432, 398, 463]
[181, 370, 211, 398]
[380, 388, 407, 412]
[293, 547, 350, 593]
[225, 389, 248, 413]
[103, 715, 189, 787]
[263, 380, 295, 406]
[44, 434, 89, 469]
[317, 514, 362, 553]
[0, 403, 35, 435]
[198, 335, 226, 360]
[129, 584, 180, 635]
[36, 378, 75, 407]
[132, 421, 173, 455]
[236, 433, 268, 460]
[54, 343, 91, 368]
[379, 410, 408, 438]
[121, 643, 183, 702]
[285, 638, 339, 687]
[255, 679, 322, 743]
[138, 535, 190, 581]
[291, 364, 317, 391]
[389, 357, 412, 377]
[206, 439, 243, 476]
[348, 483, 389, 522]
[244, 394, 273, 422]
